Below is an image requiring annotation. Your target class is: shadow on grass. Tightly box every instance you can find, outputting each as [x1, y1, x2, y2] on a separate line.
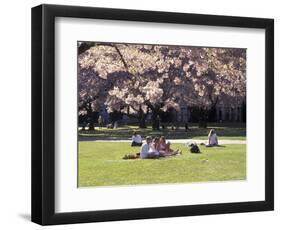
[214, 145, 226, 148]
[79, 123, 246, 141]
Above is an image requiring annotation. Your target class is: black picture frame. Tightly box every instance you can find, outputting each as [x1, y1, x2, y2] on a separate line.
[31, 4, 274, 225]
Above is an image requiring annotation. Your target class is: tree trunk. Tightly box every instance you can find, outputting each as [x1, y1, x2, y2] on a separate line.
[151, 110, 160, 130]
[125, 106, 147, 128]
[138, 107, 147, 128]
[88, 122, 95, 130]
[198, 119, 207, 128]
[198, 97, 218, 128]
[87, 111, 95, 130]
[85, 103, 96, 131]
[198, 108, 208, 128]
[139, 116, 147, 128]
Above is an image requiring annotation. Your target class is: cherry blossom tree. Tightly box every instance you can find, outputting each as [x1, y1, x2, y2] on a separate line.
[184, 47, 246, 126]
[78, 42, 246, 129]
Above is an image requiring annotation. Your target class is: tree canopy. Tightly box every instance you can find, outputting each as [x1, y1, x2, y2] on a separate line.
[78, 42, 246, 128]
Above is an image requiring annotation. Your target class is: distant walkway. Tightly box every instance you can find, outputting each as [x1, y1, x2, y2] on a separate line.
[79, 136, 246, 144]
[176, 139, 246, 144]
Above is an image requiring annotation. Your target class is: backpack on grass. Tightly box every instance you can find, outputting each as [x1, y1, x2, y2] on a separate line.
[190, 143, 201, 153]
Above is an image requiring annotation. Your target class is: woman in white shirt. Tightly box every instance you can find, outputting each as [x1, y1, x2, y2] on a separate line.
[140, 136, 159, 159]
[206, 129, 218, 147]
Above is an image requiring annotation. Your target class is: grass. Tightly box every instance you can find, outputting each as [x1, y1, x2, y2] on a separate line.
[79, 123, 246, 140]
[78, 142, 246, 187]
[191, 136, 245, 140]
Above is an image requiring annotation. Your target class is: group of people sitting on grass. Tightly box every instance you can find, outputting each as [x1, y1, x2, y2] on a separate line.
[140, 136, 182, 159]
[124, 129, 218, 160]
[124, 135, 182, 160]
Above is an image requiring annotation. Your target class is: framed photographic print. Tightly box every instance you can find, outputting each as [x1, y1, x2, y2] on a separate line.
[31, 4, 274, 225]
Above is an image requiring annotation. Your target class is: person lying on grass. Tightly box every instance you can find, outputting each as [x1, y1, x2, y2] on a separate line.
[205, 129, 218, 147]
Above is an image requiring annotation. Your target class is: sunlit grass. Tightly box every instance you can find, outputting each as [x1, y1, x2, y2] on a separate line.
[78, 142, 246, 187]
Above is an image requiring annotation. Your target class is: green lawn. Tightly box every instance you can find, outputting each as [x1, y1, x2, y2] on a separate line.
[79, 123, 246, 140]
[78, 142, 246, 187]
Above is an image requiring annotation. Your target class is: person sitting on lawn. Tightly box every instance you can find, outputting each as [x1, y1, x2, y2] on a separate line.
[206, 129, 218, 147]
[131, 131, 142, 147]
[164, 141, 182, 156]
[123, 136, 161, 160]
[124, 136, 181, 160]
[140, 136, 159, 159]
[159, 136, 167, 155]
[144, 137, 160, 158]
[158, 137, 181, 157]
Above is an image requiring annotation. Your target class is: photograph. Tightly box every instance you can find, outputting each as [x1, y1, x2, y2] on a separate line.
[77, 41, 247, 187]
[30, 3, 274, 225]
